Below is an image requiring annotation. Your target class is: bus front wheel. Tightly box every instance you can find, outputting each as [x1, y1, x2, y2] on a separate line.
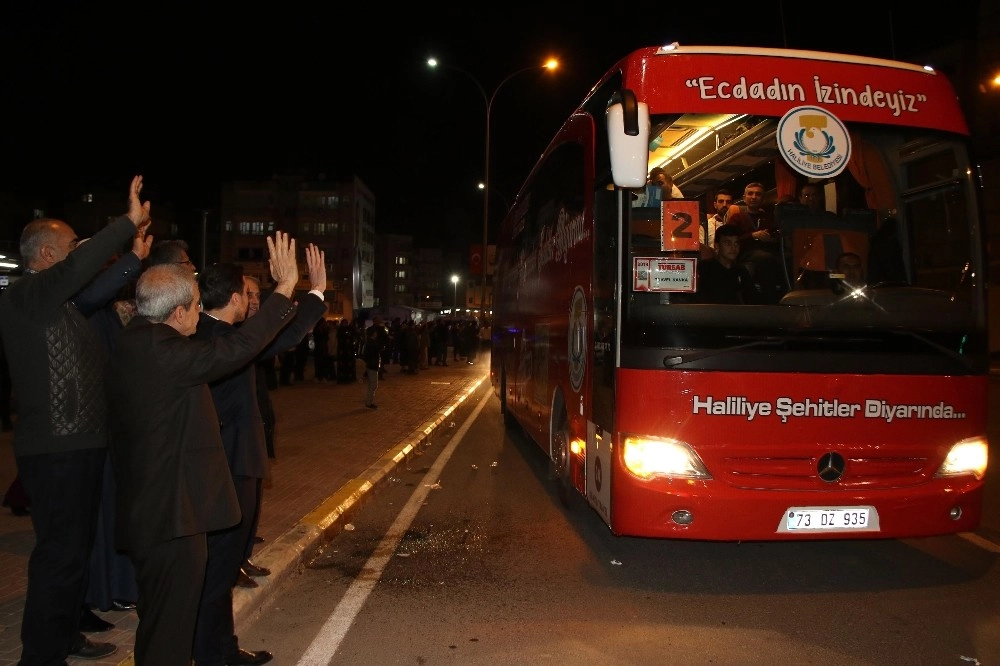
[550, 410, 575, 509]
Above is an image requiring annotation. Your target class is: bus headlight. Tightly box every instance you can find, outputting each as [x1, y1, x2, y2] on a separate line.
[935, 437, 988, 480]
[622, 435, 712, 480]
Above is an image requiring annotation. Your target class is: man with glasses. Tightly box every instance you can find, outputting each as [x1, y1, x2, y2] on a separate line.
[147, 239, 197, 272]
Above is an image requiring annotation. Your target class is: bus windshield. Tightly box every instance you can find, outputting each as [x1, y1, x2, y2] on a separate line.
[621, 117, 985, 376]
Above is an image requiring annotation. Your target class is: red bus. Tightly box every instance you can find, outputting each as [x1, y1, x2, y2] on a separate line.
[490, 44, 989, 540]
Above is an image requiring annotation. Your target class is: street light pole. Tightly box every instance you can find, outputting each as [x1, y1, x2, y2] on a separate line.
[427, 58, 558, 323]
[451, 274, 459, 312]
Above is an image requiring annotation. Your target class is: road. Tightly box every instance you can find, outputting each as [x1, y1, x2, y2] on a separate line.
[236, 377, 1000, 665]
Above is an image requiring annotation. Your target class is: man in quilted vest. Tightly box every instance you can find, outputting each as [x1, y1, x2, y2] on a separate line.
[0, 176, 150, 665]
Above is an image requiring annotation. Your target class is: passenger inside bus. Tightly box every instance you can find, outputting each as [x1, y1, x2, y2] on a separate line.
[695, 224, 756, 304]
[726, 182, 785, 303]
[834, 251, 866, 287]
[632, 166, 684, 208]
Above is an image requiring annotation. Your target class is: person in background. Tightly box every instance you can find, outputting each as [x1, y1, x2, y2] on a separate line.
[108, 232, 301, 666]
[0, 336, 12, 432]
[146, 238, 196, 272]
[191, 247, 326, 666]
[633, 166, 684, 208]
[650, 166, 684, 198]
[798, 181, 825, 212]
[336, 319, 358, 383]
[312, 317, 332, 382]
[835, 251, 866, 288]
[79, 221, 157, 630]
[245, 277, 277, 459]
[362, 317, 388, 409]
[0, 175, 150, 664]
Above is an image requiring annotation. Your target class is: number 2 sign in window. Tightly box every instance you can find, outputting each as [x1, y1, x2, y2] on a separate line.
[660, 201, 701, 252]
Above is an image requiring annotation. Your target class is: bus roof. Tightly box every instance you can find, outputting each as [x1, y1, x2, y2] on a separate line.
[591, 44, 968, 135]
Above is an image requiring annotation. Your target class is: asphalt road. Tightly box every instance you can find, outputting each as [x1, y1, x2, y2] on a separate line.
[238, 379, 1000, 666]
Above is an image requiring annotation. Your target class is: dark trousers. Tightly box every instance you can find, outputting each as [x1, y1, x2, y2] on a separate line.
[17, 448, 105, 665]
[243, 478, 263, 561]
[193, 475, 255, 665]
[132, 533, 207, 666]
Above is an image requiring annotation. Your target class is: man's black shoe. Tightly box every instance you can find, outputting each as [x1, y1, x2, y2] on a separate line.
[69, 635, 117, 660]
[110, 599, 138, 611]
[253, 535, 265, 544]
[235, 569, 258, 588]
[79, 607, 114, 632]
[242, 560, 271, 577]
[226, 648, 273, 665]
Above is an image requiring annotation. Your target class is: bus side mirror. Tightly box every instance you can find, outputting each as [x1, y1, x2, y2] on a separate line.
[607, 90, 649, 188]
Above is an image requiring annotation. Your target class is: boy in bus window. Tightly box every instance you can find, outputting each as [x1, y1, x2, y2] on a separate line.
[696, 224, 757, 304]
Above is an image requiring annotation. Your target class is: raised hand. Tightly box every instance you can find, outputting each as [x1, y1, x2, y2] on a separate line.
[126, 175, 151, 228]
[131, 220, 153, 261]
[267, 231, 299, 297]
[304, 243, 326, 293]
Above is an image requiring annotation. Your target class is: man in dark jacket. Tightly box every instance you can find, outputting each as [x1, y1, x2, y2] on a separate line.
[107, 232, 300, 666]
[0, 176, 150, 664]
[190, 247, 326, 666]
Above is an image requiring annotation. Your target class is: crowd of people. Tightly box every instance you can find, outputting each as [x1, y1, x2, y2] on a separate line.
[0, 174, 493, 664]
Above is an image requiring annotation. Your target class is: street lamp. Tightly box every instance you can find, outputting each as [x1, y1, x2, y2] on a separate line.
[477, 182, 510, 215]
[428, 57, 559, 322]
[451, 274, 459, 312]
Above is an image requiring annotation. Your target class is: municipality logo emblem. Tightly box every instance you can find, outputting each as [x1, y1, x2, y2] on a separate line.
[777, 106, 851, 178]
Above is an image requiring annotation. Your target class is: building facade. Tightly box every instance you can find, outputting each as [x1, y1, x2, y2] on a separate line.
[220, 173, 376, 319]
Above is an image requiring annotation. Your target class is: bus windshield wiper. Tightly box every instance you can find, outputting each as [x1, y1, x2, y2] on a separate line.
[662, 337, 786, 367]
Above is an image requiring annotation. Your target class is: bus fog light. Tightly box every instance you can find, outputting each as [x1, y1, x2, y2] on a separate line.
[671, 510, 694, 525]
[949, 506, 963, 521]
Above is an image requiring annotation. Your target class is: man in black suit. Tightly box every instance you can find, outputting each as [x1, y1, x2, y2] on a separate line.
[0, 175, 150, 664]
[190, 246, 327, 666]
[107, 232, 300, 666]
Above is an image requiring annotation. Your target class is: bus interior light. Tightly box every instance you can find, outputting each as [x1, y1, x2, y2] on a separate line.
[622, 435, 712, 480]
[935, 437, 988, 480]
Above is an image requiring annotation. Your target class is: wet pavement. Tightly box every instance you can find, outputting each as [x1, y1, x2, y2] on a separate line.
[0, 351, 490, 665]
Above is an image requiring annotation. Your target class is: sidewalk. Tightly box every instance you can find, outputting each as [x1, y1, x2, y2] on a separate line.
[0, 351, 490, 665]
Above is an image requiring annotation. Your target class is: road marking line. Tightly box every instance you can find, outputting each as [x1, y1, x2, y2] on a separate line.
[959, 531, 1000, 553]
[295, 389, 490, 666]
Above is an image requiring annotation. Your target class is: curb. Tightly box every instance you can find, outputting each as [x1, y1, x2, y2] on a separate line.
[230, 375, 487, 629]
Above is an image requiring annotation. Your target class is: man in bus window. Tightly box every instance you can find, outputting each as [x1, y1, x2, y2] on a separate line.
[727, 182, 784, 303]
[696, 224, 757, 304]
[700, 188, 734, 252]
[835, 251, 865, 287]
[798, 182, 824, 213]
[632, 166, 683, 207]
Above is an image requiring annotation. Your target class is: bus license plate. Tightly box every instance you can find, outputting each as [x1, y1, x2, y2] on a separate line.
[784, 506, 875, 531]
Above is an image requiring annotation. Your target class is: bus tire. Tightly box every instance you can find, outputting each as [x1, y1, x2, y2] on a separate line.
[500, 369, 515, 430]
[549, 404, 575, 509]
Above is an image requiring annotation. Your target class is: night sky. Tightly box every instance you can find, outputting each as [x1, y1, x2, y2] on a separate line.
[0, 2, 979, 245]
